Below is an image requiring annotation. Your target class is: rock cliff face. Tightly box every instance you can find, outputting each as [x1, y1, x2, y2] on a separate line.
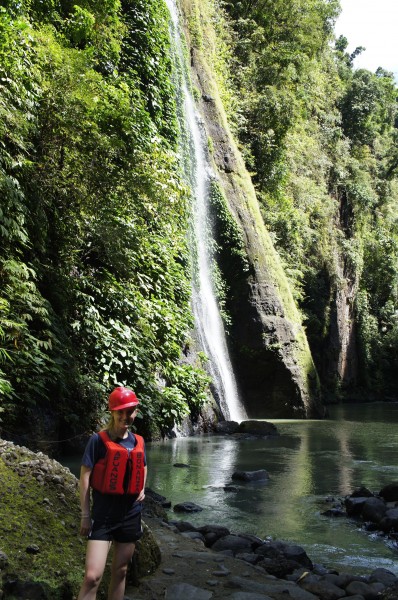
[180, 0, 325, 418]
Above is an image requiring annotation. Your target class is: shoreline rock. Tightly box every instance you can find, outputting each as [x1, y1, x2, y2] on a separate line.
[322, 484, 398, 542]
[134, 490, 398, 599]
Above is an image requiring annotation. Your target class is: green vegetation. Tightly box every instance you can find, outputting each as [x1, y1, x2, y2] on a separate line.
[215, 0, 398, 399]
[2, 0, 398, 441]
[0, 0, 209, 440]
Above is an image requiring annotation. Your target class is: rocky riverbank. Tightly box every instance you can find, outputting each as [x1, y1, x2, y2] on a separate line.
[1, 438, 398, 600]
[132, 490, 398, 600]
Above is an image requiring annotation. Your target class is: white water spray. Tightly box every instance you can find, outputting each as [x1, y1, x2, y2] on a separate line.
[166, 0, 247, 422]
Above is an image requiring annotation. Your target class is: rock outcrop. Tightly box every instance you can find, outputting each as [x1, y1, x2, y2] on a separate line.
[0, 439, 160, 599]
[180, 0, 324, 419]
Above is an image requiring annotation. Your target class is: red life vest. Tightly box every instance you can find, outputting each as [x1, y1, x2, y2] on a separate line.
[90, 430, 145, 495]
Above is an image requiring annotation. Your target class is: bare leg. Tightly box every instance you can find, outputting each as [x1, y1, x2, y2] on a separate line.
[107, 541, 135, 600]
[78, 540, 111, 600]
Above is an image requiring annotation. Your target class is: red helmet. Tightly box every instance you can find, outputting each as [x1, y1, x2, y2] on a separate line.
[108, 387, 140, 411]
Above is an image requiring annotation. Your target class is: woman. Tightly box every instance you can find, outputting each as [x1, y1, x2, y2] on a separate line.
[78, 386, 147, 600]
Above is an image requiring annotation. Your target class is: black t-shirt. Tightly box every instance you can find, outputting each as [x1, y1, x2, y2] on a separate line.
[81, 430, 146, 522]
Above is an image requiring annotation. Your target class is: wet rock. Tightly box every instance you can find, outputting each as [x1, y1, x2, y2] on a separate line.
[211, 534, 253, 555]
[361, 497, 387, 523]
[173, 521, 199, 533]
[379, 482, 398, 502]
[237, 421, 279, 437]
[259, 556, 304, 578]
[235, 552, 262, 565]
[197, 524, 230, 538]
[321, 507, 346, 517]
[351, 486, 374, 498]
[299, 579, 346, 599]
[379, 508, 398, 533]
[144, 488, 171, 510]
[173, 502, 203, 513]
[215, 421, 240, 434]
[197, 524, 231, 547]
[323, 572, 365, 588]
[231, 470, 269, 482]
[368, 567, 397, 586]
[228, 575, 319, 599]
[283, 544, 313, 569]
[255, 542, 282, 559]
[345, 580, 382, 598]
[345, 496, 368, 516]
[173, 463, 190, 468]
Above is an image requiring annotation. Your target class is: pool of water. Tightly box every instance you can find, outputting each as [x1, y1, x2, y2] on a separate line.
[145, 403, 398, 574]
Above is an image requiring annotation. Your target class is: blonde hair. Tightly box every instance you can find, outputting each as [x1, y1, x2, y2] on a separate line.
[104, 411, 116, 433]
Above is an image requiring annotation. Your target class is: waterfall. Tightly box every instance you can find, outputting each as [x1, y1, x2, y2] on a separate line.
[166, 0, 247, 422]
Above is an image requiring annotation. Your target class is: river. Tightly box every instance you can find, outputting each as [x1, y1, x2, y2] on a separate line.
[144, 402, 398, 575]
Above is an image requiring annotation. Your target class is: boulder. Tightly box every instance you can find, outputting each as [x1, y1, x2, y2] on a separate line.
[215, 421, 240, 434]
[283, 544, 313, 569]
[259, 556, 304, 578]
[232, 470, 269, 482]
[129, 522, 161, 584]
[211, 534, 253, 555]
[379, 482, 398, 502]
[173, 521, 199, 532]
[197, 524, 231, 543]
[368, 568, 398, 587]
[345, 579, 383, 599]
[344, 496, 368, 516]
[351, 486, 374, 498]
[379, 508, 398, 533]
[237, 420, 279, 436]
[361, 497, 387, 523]
[300, 580, 346, 599]
[173, 502, 203, 513]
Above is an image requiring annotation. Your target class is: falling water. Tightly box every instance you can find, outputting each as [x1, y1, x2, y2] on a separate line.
[166, 0, 247, 422]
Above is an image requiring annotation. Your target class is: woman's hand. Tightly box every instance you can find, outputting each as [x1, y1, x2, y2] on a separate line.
[137, 488, 145, 502]
[80, 515, 91, 536]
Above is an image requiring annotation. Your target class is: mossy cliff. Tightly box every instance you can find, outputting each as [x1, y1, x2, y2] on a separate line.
[178, 0, 324, 418]
[0, 440, 160, 600]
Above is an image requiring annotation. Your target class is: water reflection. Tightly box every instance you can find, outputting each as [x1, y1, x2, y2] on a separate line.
[146, 403, 398, 574]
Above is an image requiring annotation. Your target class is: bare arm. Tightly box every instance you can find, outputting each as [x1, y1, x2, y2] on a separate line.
[137, 465, 147, 502]
[79, 465, 92, 536]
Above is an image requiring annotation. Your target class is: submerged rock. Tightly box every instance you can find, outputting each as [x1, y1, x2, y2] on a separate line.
[173, 502, 203, 513]
[232, 470, 269, 482]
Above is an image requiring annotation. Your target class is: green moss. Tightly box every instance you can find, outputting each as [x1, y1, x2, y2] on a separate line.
[0, 445, 85, 599]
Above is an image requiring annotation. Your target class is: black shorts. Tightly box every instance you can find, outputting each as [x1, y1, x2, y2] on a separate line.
[88, 512, 143, 543]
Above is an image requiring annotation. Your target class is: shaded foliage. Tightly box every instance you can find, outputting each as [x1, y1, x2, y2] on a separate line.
[0, 0, 209, 442]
